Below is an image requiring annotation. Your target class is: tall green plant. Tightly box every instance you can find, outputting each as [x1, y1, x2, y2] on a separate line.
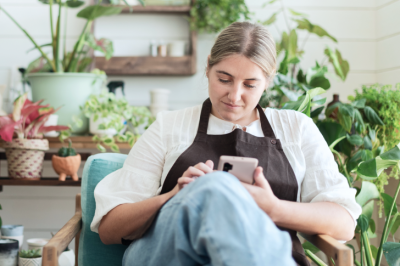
[0, 1, 131, 73]
[259, 0, 349, 108]
[189, 0, 250, 33]
[284, 90, 400, 265]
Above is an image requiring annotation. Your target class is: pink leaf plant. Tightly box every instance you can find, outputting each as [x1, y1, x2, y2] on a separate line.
[0, 93, 69, 142]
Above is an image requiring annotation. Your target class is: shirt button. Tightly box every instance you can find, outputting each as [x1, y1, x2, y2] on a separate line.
[270, 139, 276, 145]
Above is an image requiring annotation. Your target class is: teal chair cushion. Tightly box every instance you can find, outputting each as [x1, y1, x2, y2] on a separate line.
[79, 153, 128, 266]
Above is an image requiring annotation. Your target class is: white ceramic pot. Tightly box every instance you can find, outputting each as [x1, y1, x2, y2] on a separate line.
[168, 41, 185, 57]
[150, 89, 170, 106]
[27, 73, 104, 134]
[19, 257, 42, 266]
[89, 115, 118, 137]
[59, 249, 75, 266]
[27, 238, 48, 255]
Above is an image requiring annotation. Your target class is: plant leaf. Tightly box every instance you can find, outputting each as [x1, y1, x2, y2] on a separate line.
[310, 106, 324, 119]
[263, 10, 280, 25]
[355, 181, 380, 207]
[66, 0, 85, 8]
[357, 214, 369, 232]
[364, 136, 372, 150]
[324, 47, 350, 81]
[383, 242, 400, 266]
[382, 193, 399, 218]
[337, 111, 352, 133]
[347, 134, 363, 146]
[352, 98, 366, 108]
[364, 106, 384, 126]
[77, 5, 123, 21]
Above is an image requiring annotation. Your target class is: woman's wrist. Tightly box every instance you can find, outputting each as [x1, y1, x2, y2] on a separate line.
[266, 197, 284, 223]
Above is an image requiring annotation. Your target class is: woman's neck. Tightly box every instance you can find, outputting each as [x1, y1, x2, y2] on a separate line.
[211, 106, 259, 127]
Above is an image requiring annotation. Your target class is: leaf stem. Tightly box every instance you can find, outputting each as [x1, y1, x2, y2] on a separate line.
[375, 179, 400, 266]
[304, 249, 327, 266]
[0, 6, 56, 71]
[65, 20, 91, 72]
[49, 0, 55, 61]
[55, 3, 62, 72]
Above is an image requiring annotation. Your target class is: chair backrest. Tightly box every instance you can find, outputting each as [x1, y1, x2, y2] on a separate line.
[79, 153, 128, 266]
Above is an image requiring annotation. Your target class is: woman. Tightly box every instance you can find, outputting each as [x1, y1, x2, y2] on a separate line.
[92, 22, 361, 266]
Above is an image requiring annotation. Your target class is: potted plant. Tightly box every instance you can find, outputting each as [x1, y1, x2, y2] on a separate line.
[19, 249, 42, 266]
[1, 225, 24, 250]
[0, 93, 69, 180]
[0, 1, 134, 134]
[80, 90, 155, 152]
[52, 140, 80, 181]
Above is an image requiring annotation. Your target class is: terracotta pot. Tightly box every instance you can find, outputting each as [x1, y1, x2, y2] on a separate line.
[52, 154, 81, 181]
[1, 139, 48, 180]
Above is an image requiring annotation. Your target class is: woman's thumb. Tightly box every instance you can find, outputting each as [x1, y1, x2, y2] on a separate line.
[254, 167, 267, 188]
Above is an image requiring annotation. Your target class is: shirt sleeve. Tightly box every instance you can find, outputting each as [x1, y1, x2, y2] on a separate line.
[298, 112, 362, 228]
[90, 112, 166, 233]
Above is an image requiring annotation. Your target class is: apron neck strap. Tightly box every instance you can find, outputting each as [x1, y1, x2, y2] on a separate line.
[198, 98, 276, 138]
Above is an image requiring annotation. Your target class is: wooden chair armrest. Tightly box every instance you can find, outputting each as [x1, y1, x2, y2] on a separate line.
[42, 194, 82, 266]
[300, 233, 353, 266]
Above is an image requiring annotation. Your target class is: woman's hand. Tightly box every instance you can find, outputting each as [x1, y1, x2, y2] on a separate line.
[168, 160, 214, 197]
[241, 166, 281, 220]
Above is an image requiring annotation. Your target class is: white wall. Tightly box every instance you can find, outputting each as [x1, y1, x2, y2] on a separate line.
[0, 0, 398, 256]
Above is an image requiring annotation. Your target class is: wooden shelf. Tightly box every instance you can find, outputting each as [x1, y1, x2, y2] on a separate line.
[45, 136, 132, 150]
[95, 55, 195, 76]
[0, 178, 81, 187]
[94, 2, 197, 76]
[111, 4, 191, 14]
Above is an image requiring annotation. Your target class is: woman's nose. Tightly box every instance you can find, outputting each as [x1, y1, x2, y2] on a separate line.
[227, 84, 242, 103]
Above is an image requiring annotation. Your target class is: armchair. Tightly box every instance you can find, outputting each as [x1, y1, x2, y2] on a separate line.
[42, 153, 353, 266]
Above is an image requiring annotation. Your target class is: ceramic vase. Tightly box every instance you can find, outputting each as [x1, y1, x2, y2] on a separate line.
[1, 225, 24, 249]
[27, 239, 48, 255]
[27, 73, 103, 134]
[0, 239, 19, 266]
[2, 139, 49, 179]
[52, 154, 81, 181]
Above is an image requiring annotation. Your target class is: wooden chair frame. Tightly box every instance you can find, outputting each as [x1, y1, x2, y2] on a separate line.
[42, 194, 353, 266]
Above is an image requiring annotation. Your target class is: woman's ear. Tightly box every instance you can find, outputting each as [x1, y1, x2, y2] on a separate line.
[206, 55, 211, 78]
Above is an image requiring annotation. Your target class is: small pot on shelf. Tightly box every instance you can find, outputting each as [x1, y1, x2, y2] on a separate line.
[0, 239, 19, 266]
[19, 249, 42, 266]
[52, 140, 81, 181]
[2, 139, 48, 180]
[1, 225, 24, 249]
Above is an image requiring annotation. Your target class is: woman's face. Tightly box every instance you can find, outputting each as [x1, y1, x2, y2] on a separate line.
[207, 54, 269, 126]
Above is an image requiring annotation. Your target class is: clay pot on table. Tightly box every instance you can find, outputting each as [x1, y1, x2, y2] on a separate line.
[52, 154, 81, 181]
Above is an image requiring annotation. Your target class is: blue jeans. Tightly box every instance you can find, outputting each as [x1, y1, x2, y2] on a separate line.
[123, 172, 296, 266]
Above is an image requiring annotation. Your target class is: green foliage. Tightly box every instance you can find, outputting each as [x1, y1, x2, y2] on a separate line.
[189, 0, 250, 33]
[353, 84, 400, 151]
[19, 249, 41, 258]
[57, 139, 77, 157]
[259, 1, 349, 108]
[0, 1, 130, 73]
[81, 90, 155, 152]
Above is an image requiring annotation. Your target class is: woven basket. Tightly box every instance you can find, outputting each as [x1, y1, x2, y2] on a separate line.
[2, 139, 49, 180]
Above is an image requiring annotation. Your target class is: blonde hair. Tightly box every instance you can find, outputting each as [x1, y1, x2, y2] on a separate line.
[208, 22, 276, 79]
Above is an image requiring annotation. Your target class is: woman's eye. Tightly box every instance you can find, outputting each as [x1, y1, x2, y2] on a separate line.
[219, 79, 230, 83]
[245, 84, 256, 88]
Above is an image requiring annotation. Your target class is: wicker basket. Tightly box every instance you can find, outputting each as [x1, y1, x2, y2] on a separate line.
[2, 139, 49, 180]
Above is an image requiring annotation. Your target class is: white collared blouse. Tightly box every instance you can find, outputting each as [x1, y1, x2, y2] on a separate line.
[91, 104, 362, 233]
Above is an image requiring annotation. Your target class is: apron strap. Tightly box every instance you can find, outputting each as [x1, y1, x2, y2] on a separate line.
[197, 98, 276, 139]
[256, 104, 276, 138]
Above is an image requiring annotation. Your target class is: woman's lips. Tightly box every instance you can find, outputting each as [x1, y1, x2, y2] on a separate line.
[223, 102, 241, 109]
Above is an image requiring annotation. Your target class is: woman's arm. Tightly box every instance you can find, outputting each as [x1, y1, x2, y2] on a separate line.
[98, 161, 214, 245]
[98, 190, 175, 245]
[243, 167, 355, 241]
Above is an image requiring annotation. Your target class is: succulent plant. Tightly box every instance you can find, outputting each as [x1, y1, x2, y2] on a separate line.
[19, 249, 41, 258]
[57, 139, 77, 157]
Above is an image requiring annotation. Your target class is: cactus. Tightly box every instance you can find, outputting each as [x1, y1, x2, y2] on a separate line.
[57, 139, 77, 157]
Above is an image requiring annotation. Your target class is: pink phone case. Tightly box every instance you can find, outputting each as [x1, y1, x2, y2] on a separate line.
[217, 156, 259, 184]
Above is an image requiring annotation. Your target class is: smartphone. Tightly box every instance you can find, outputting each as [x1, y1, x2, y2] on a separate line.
[217, 156, 259, 184]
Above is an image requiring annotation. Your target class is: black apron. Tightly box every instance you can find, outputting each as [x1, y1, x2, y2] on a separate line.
[160, 98, 309, 266]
